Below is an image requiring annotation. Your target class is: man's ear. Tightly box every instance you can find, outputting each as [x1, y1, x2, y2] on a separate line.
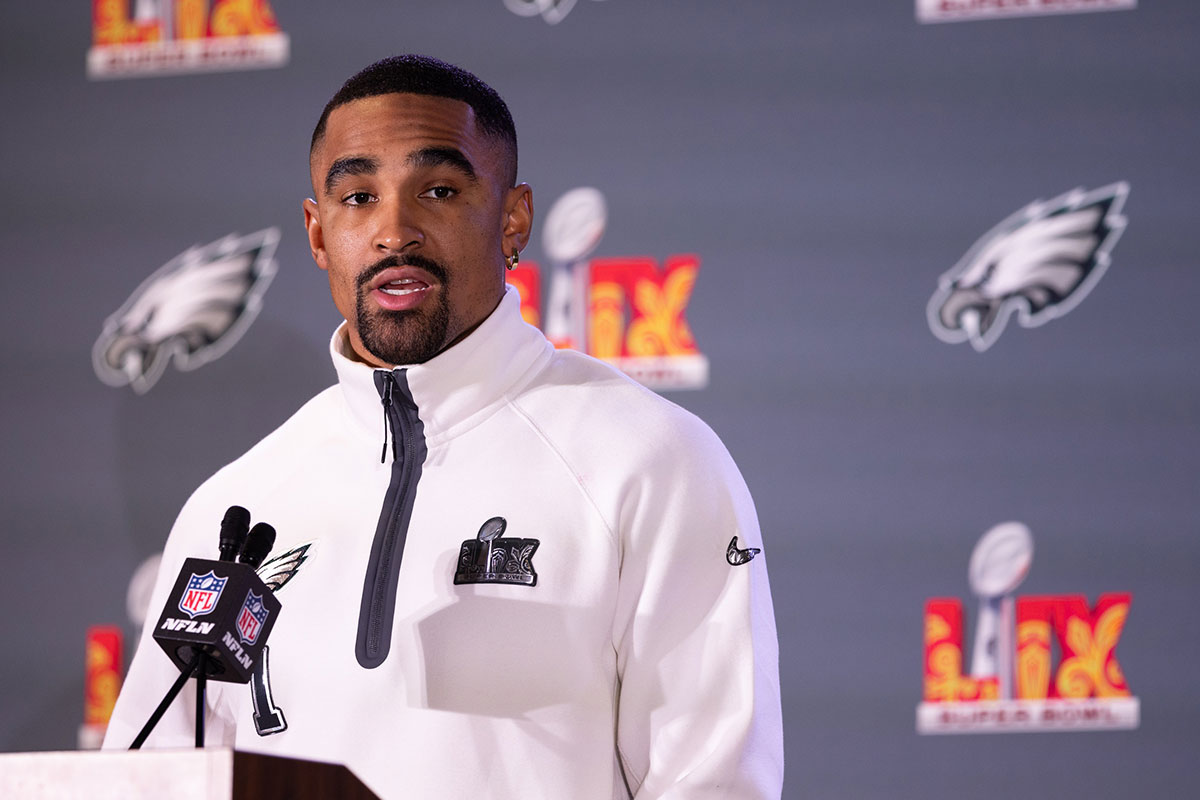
[303, 198, 328, 271]
[502, 183, 534, 256]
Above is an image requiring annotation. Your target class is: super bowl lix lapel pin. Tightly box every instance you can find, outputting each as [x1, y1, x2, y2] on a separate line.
[454, 517, 540, 587]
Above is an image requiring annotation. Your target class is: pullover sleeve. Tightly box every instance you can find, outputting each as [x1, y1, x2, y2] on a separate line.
[610, 420, 783, 798]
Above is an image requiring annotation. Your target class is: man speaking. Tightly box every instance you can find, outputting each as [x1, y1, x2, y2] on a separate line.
[106, 55, 783, 799]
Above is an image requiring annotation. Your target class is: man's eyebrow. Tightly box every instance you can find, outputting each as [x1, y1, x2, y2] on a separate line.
[324, 155, 379, 195]
[406, 147, 478, 182]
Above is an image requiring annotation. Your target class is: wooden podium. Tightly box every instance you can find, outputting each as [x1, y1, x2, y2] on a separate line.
[0, 748, 380, 799]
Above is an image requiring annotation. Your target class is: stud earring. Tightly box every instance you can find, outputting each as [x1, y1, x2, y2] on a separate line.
[507, 249, 520, 271]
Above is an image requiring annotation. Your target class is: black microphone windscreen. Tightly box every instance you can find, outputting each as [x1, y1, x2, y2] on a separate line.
[239, 522, 276, 569]
[218, 505, 252, 562]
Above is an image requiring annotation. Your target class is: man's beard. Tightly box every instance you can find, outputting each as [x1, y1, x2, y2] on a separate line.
[355, 254, 451, 366]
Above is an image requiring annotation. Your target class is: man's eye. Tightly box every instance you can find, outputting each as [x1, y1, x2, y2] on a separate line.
[343, 192, 375, 206]
[421, 186, 456, 200]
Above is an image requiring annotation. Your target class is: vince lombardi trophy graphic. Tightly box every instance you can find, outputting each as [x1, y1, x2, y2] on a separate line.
[968, 521, 1034, 699]
[542, 187, 607, 350]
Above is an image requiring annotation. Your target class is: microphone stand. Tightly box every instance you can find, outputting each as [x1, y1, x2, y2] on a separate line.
[194, 650, 208, 747]
[128, 647, 210, 750]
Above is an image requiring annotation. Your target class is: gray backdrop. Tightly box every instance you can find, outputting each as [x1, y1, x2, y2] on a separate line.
[2, 2, 1198, 798]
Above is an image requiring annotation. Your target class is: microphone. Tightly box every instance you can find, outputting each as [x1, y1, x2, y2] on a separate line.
[217, 505, 251, 562]
[150, 509, 282, 684]
[238, 522, 276, 569]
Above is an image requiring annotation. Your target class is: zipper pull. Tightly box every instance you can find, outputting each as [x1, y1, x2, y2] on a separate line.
[380, 373, 395, 464]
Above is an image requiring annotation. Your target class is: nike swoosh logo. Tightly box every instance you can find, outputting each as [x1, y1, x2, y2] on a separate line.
[726, 535, 761, 566]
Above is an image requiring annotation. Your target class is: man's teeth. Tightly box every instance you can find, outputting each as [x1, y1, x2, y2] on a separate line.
[380, 281, 427, 296]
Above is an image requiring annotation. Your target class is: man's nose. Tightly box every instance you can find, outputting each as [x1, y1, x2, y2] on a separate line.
[373, 197, 424, 252]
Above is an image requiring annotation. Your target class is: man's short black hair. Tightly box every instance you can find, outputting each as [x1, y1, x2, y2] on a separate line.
[310, 55, 518, 186]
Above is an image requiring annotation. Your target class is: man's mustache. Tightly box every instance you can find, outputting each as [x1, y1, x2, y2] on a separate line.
[356, 254, 450, 292]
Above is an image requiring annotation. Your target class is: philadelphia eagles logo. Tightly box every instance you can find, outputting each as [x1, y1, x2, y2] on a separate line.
[93, 228, 278, 393]
[250, 541, 313, 737]
[927, 183, 1129, 352]
[256, 543, 312, 592]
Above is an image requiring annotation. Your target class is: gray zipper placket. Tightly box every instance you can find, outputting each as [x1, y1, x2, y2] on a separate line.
[355, 368, 426, 669]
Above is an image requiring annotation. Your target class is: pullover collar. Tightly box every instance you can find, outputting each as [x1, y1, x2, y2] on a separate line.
[331, 286, 553, 446]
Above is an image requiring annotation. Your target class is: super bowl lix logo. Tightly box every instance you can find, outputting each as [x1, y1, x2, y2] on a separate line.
[928, 183, 1128, 352]
[88, 0, 289, 79]
[916, 0, 1137, 24]
[505, 188, 709, 391]
[454, 517, 540, 587]
[917, 522, 1139, 734]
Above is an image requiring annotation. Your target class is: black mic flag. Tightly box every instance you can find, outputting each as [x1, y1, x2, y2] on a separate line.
[151, 514, 281, 684]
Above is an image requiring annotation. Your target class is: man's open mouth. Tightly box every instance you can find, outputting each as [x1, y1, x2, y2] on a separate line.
[379, 279, 429, 297]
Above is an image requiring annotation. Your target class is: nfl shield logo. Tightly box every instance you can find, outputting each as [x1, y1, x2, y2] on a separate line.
[237, 590, 270, 645]
[179, 571, 227, 619]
